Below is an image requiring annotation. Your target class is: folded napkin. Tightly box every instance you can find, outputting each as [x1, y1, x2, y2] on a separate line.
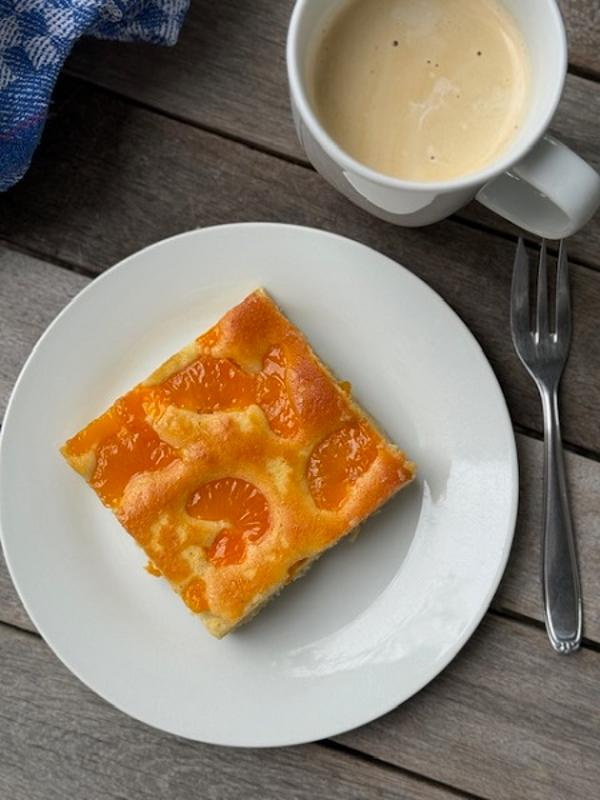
[0, 0, 189, 190]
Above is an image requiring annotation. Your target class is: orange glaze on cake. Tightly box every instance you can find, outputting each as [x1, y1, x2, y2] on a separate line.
[61, 289, 415, 637]
[307, 421, 378, 511]
[187, 478, 270, 568]
[65, 390, 178, 507]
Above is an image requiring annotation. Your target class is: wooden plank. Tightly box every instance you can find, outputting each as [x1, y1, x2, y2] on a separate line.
[1, 82, 600, 454]
[0, 551, 31, 633]
[63, 3, 600, 268]
[495, 435, 600, 641]
[2, 249, 600, 646]
[0, 252, 87, 634]
[2, 603, 599, 800]
[0, 626, 463, 800]
[0, 247, 88, 419]
[561, 0, 600, 75]
[338, 614, 600, 800]
[66, 0, 301, 159]
[63, 0, 600, 157]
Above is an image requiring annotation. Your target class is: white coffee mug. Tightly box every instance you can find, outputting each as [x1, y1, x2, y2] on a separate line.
[287, 0, 600, 238]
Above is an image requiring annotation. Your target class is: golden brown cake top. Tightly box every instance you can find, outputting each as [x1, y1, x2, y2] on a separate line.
[62, 290, 414, 636]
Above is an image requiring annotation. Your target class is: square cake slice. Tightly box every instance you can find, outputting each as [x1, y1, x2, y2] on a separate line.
[61, 290, 415, 637]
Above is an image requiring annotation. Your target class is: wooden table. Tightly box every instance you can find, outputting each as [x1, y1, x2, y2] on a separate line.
[1, 2, 600, 798]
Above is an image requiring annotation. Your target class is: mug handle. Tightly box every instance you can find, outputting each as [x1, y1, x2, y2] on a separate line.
[476, 135, 600, 238]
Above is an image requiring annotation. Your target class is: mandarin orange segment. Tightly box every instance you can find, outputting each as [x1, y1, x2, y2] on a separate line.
[186, 478, 270, 567]
[64, 408, 120, 458]
[307, 421, 379, 510]
[64, 389, 178, 508]
[157, 355, 255, 413]
[256, 345, 299, 438]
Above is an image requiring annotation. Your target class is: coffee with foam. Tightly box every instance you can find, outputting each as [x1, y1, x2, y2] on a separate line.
[311, 0, 530, 182]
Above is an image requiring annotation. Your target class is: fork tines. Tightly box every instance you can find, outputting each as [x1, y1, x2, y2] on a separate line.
[511, 238, 571, 354]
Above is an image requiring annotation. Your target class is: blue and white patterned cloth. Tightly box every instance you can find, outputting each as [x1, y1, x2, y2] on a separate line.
[0, 0, 189, 190]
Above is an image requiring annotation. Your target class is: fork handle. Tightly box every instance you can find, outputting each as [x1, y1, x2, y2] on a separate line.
[540, 386, 582, 654]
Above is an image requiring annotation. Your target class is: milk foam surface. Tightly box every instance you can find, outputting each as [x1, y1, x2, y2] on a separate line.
[312, 0, 530, 181]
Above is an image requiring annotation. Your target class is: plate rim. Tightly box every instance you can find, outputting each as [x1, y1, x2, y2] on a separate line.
[0, 222, 519, 746]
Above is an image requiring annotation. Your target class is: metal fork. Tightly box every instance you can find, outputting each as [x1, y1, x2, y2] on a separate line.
[511, 238, 582, 654]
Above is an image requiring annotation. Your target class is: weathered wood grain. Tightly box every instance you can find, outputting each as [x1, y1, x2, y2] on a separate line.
[64, 0, 600, 159]
[496, 434, 600, 642]
[561, 0, 600, 76]
[0, 3, 598, 798]
[0, 551, 31, 632]
[338, 614, 600, 800]
[2, 604, 599, 800]
[0, 626, 463, 800]
[1, 82, 600, 455]
[2, 248, 600, 647]
[66, 0, 300, 159]
[0, 252, 88, 632]
[63, 2, 600, 268]
[0, 247, 88, 420]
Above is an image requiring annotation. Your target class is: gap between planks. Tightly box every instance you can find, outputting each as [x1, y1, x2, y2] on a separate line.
[53, 73, 600, 276]
[487, 608, 600, 655]
[0, 619, 484, 800]
[62, 70, 312, 170]
[319, 740, 488, 800]
[512, 422, 600, 467]
[10, 70, 600, 278]
[567, 63, 600, 84]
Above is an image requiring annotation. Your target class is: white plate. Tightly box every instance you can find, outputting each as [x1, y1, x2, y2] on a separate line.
[0, 224, 518, 747]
